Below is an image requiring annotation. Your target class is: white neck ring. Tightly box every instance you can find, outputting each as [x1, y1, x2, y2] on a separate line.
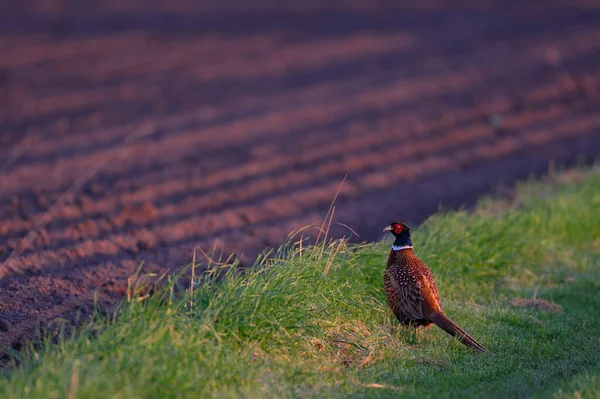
[392, 245, 413, 251]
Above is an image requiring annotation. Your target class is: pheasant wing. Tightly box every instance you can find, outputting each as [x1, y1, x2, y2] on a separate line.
[385, 267, 424, 322]
[422, 267, 442, 310]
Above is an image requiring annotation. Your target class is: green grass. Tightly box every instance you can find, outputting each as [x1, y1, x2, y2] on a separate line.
[1, 166, 600, 399]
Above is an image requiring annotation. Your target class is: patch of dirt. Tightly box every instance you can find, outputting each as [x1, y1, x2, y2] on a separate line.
[511, 298, 564, 314]
[364, 383, 401, 391]
[1, 1, 600, 353]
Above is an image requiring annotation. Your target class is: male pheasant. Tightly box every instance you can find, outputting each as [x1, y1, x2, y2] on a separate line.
[383, 221, 488, 352]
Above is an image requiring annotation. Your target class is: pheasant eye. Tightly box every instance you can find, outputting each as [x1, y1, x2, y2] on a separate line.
[394, 224, 403, 234]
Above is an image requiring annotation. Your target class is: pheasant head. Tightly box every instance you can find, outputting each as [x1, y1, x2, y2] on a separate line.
[383, 221, 413, 250]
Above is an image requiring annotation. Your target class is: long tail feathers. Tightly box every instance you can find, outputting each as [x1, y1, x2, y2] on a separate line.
[430, 312, 489, 353]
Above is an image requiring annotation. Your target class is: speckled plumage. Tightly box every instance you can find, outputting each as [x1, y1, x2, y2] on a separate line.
[383, 222, 488, 352]
[384, 248, 442, 326]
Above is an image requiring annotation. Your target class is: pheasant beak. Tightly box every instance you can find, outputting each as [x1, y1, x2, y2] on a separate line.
[382, 225, 393, 232]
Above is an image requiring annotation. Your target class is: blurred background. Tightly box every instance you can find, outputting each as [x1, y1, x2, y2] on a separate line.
[0, 0, 600, 342]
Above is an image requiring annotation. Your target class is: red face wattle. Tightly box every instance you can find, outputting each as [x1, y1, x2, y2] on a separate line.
[393, 224, 404, 234]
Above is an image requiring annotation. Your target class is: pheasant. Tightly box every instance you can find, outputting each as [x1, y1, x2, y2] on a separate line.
[382, 221, 488, 352]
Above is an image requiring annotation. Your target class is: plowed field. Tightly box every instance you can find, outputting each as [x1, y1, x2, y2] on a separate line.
[1, 1, 600, 352]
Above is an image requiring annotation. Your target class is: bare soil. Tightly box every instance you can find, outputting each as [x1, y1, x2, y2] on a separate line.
[1, 1, 600, 353]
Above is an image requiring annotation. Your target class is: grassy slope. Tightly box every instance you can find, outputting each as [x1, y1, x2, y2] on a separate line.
[1, 166, 599, 399]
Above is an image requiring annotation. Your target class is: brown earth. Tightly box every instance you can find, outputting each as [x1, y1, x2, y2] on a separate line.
[1, 1, 600, 353]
